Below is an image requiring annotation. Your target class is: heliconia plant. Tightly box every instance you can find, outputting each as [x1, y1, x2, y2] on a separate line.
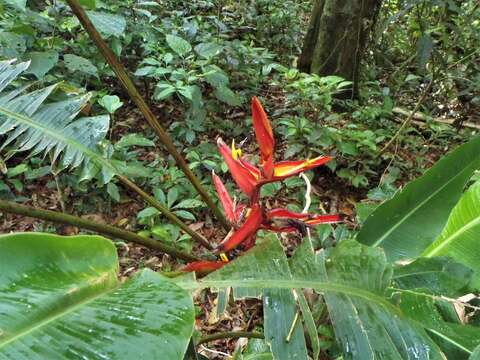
[183, 97, 340, 273]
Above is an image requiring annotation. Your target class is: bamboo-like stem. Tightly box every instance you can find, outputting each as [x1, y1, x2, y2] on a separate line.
[0, 199, 199, 262]
[65, 0, 229, 231]
[197, 331, 264, 345]
[117, 175, 213, 250]
[380, 78, 434, 154]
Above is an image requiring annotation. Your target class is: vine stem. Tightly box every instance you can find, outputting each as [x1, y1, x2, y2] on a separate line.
[65, 0, 230, 232]
[197, 331, 264, 345]
[0, 199, 200, 262]
[380, 78, 434, 154]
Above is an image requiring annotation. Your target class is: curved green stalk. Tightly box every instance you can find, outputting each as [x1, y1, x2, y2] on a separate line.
[0, 199, 200, 262]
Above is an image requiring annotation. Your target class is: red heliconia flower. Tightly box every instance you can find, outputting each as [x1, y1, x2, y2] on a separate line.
[265, 209, 341, 232]
[216, 203, 263, 253]
[217, 97, 332, 202]
[183, 96, 342, 272]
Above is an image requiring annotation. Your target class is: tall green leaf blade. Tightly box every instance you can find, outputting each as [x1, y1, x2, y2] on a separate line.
[470, 345, 480, 360]
[0, 233, 194, 359]
[289, 239, 320, 360]
[203, 237, 308, 360]
[357, 136, 480, 261]
[423, 182, 480, 287]
[263, 288, 307, 360]
[317, 241, 444, 360]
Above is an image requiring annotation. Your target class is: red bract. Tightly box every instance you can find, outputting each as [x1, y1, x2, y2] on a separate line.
[211, 174, 341, 253]
[218, 98, 331, 203]
[181, 260, 226, 275]
[183, 97, 341, 273]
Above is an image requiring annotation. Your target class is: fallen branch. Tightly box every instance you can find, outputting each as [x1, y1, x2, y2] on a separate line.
[0, 199, 200, 262]
[392, 107, 480, 130]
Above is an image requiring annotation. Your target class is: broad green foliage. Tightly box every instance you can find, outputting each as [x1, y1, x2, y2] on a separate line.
[423, 182, 480, 287]
[0, 233, 195, 359]
[177, 237, 468, 360]
[357, 136, 480, 261]
[392, 257, 473, 297]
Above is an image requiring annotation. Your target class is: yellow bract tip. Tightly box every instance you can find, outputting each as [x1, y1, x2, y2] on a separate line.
[220, 253, 229, 263]
[231, 139, 242, 160]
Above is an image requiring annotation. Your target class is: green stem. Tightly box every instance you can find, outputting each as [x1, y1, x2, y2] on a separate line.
[65, 0, 230, 232]
[0, 199, 199, 262]
[197, 331, 264, 345]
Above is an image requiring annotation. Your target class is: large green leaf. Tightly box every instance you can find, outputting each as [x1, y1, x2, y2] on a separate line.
[0, 232, 194, 359]
[357, 136, 480, 261]
[423, 182, 480, 287]
[178, 237, 447, 360]
[391, 257, 480, 358]
[395, 291, 480, 359]
[392, 257, 473, 296]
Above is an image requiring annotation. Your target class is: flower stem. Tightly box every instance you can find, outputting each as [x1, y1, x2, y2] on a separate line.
[0, 199, 200, 262]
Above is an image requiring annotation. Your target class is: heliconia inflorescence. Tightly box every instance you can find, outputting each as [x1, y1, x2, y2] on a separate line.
[182, 97, 341, 274]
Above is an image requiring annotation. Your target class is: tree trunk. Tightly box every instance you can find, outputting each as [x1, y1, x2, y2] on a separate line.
[298, 0, 382, 98]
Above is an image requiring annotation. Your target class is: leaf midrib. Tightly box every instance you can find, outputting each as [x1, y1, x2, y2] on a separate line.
[371, 163, 476, 248]
[178, 279, 401, 315]
[0, 104, 117, 173]
[423, 215, 480, 257]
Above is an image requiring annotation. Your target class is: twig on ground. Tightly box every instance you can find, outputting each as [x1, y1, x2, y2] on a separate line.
[197, 331, 264, 345]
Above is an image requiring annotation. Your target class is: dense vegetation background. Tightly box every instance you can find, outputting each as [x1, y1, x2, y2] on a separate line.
[0, 0, 479, 359]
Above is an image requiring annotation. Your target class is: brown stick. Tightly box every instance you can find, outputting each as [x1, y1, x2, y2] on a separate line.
[392, 107, 480, 130]
[0, 199, 200, 262]
[65, 0, 230, 231]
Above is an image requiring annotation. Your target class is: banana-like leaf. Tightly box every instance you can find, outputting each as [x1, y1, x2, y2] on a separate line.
[0, 233, 194, 359]
[391, 257, 480, 358]
[423, 182, 480, 287]
[0, 59, 110, 171]
[395, 291, 480, 359]
[357, 136, 480, 261]
[392, 257, 473, 297]
[470, 345, 480, 360]
[178, 237, 447, 360]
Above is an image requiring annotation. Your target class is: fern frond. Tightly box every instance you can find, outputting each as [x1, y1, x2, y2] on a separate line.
[0, 59, 110, 170]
